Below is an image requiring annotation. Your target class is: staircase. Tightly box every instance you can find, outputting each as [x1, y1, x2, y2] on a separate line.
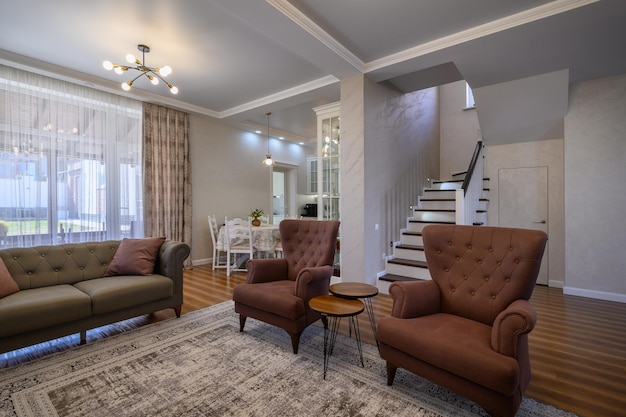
[378, 170, 489, 293]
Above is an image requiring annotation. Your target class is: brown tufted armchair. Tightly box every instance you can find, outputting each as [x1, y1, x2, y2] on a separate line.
[232, 219, 340, 354]
[378, 225, 547, 417]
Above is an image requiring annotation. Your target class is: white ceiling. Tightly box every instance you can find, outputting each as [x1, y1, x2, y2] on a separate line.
[1, 0, 625, 143]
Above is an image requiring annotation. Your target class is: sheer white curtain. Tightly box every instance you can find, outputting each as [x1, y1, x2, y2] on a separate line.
[0, 65, 143, 248]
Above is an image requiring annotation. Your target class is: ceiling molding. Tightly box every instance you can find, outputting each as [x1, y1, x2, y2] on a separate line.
[364, 0, 600, 73]
[218, 74, 339, 118]
[267, 0, 366, 73]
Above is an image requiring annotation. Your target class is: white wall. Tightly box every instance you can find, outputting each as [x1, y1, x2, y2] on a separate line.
[485, 139, 565, 288]
[564, 73, 626, 302]
[439, 81, 481, 179]
[188, 114, 309, 264]
[340, 74, 439, 284]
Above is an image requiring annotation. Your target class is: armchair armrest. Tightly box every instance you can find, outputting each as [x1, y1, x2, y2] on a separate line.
[246, 258, 288, 284]
[491, 299, 537, 357]
[389, 280, 441, 319]
[294, 265, 333, 301]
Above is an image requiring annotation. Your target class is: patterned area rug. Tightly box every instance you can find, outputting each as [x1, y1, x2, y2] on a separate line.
[0, 302, 577, 417]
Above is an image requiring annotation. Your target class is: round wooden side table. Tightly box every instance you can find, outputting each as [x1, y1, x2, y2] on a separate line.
[329, 282, 379, 349]
[309, 294, 365, 379]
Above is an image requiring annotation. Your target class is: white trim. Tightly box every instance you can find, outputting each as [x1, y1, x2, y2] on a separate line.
[267, 0, 365, 73]
[219, 75, 339, 118]
[192, 258, 212, 266]
[548, 280, 564, 289]
[365, 0, 600, 73]
[563, 286, 626, 304]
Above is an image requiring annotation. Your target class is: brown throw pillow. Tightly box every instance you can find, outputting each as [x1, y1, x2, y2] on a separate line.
[0, 257, 19, 298]
[104, 237, 166, 277]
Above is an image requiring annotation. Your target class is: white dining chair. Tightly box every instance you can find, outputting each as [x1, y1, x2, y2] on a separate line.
[224, 217, 254, 276]
[208, 215, 227, 270]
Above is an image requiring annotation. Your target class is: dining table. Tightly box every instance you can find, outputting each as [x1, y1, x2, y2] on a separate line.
[216, 222, 281, 253]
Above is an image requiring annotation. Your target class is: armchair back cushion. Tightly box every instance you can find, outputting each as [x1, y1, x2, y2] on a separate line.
[423, 225, 548, 326]
[280, 219, 339, 281]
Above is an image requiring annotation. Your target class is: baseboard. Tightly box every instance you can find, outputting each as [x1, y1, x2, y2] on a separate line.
[563, 286, 626, 304]
[548, 280, 564, 289]
[193, 258, 211, 266]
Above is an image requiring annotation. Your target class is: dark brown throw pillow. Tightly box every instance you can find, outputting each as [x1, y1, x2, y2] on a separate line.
[104, 237, 166, 277]
[0, 257, 19, 298]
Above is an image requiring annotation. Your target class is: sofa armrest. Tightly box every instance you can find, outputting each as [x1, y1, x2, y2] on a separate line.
[246, 258, 289, 284]
[294, 265, 333, 301]
[491, 299, 537, 357]
[157, 240, 191, 295]
[389, 280, 441, 319]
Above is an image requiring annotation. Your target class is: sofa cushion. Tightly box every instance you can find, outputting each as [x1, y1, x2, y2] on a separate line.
[378, 313, 519, 396]
[0, 257, 19, 299]
[0, 285, 92, 338]
[104, 237, 165, 277]
[74, 275, 173, 315]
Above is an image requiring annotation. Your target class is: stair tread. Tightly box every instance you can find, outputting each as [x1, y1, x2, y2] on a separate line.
[402, 231, 423, 236]
[388, 258, 428, 268]
[432, 179, 463, 184]
[420, 198, 455, 202]
[424, 189, 456, 192]
[408, 219, 455, 224]
[395, 244, 424, 251]
[379, 274, 426, 283]
[414, 209, 455, 212]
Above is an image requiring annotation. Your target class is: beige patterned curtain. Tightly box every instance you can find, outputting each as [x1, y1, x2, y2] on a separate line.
[143, 103, 192, 268]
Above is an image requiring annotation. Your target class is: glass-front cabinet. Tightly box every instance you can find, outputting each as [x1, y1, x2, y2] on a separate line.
[313, 102, 340, 222]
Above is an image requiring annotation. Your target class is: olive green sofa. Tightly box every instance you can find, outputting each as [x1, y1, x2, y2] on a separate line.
[0, 239, 190, 355]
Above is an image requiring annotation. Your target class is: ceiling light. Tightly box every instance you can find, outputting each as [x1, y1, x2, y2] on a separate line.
[103, 44, 178, 94]
[262, 112, 275, 167]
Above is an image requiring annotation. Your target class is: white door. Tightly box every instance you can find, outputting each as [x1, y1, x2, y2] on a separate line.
[498, 167, 549, 285]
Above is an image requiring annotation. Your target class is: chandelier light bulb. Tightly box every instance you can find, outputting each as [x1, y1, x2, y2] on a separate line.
[158, 66, 172, 77]
[103, 44, 178, 94]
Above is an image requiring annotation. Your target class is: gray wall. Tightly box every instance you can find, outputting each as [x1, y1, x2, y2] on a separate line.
[439, 81, 481, 180]
[564, 73, 626, 302]
[188, 114, 310, 264]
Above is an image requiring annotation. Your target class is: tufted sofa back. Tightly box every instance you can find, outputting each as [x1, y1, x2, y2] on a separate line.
[279, 219, 340, 281]
[422, 225, 547, 326]
[0, 241, 122, 289]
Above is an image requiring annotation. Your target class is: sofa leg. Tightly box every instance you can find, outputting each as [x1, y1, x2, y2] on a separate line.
[239, 315, 247, 332]
[288, 331, 302, 354]
[386, 362, 397, 386]
[173, 306, 182, 318]
[80, 330, 87, 345]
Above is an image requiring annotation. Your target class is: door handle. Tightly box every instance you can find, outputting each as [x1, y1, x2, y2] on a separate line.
[533, 220, 546, 224]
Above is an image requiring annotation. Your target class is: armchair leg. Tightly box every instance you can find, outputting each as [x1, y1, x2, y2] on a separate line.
[173, 306, 182, 318]
[239, 315, 247, 332]
[287, 331, 302, 354]
[386, 362, 398, 386]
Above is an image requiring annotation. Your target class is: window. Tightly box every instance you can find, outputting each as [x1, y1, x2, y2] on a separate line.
[0, 65, 143, 247]
[465, 82, 476, 109]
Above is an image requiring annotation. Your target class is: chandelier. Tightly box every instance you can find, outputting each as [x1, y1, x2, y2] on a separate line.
[103, 44, 178, 94]
[262, 112, 275, 167]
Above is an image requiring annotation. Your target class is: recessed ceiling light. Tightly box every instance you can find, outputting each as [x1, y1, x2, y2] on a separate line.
[255, 130, 262, 134]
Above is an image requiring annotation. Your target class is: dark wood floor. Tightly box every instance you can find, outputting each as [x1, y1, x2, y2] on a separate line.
[2, 265, 625, 417]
